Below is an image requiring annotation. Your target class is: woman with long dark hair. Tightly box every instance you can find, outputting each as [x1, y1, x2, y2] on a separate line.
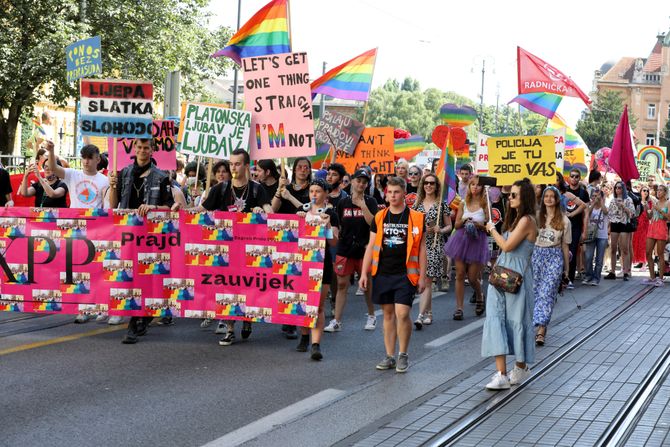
[605, 181, 635, 280]
[482, 178, 538, 390]
[272, 157, 312, 214]
[633, 185, 652, 269]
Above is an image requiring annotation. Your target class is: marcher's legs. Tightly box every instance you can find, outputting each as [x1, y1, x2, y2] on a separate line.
[620, 233, 631, 275]
[454, 261, 467, 311]
[395, 304, 412, 353]
[584, 242, 596, 279]
[610, 232, 621, 273]
[593, 238, 608, 281]
[568, 224, 581, 281]
[310, 284, 329, 344]
[381, 304, 396, 357]
[333, 274, 350, 321]
[646, 238, 657, 279]
[656, 239, 667, 279]
[418, 277, 433, 315]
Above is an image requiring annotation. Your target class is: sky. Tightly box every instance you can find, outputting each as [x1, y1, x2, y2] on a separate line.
[208, 0, 670, 128]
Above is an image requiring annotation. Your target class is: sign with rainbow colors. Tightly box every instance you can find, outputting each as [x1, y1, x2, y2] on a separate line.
[0, 208, 324, 328]
[637, 145, 667, 174]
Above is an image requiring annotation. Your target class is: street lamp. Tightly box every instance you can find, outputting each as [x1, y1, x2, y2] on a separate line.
[471, 56, 495, 132]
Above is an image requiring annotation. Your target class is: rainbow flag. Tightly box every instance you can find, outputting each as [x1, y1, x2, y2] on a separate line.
[310, 144, 332, 170]
[509, 92, 562, 119]
[311, 48, 377, 101]
[211, 0, 290, 65]
[547, 114, 588, 150]
[434, 129, 456, 205]
[394, 136, 426, 161]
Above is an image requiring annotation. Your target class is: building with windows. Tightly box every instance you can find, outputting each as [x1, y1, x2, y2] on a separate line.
[593, 31, 670, 146]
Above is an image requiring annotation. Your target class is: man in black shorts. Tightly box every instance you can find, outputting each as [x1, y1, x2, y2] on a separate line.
[360, 176, 427, 373]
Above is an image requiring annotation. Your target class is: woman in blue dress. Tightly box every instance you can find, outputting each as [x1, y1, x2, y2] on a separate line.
[483, 178, 538, 390]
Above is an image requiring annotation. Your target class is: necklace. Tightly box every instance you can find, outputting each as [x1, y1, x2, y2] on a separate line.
[133, 178, 146, 197]
[231, 183, 249, 210]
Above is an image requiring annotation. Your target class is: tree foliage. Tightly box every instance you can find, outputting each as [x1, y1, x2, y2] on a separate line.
[660, 116, 670, 149]
[576, 90, 635, 152]
[0, 0, 232, 155]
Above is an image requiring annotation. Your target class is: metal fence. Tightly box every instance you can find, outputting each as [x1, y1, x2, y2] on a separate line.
[0, 155, 82, 174]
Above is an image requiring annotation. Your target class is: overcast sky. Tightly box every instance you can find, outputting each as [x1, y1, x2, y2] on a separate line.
[209, 0, 670, 127]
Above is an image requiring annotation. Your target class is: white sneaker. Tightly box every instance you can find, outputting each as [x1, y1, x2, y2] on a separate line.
[215, 321, 227, 334]
[423, 311, 433, 325]
[642, 278, 656, 285]
[566, 281, 574, 290]
[485, 371, 511, 390]
[355, 287, 364, 296]
[655, 278, 665, 287]
[107, 316, 123, 325]
[200, 318, 212, 328]
[324, 319, 341, 332]
[95, 312, 108, 322]
[364, 314, 377, 331]
[508, 365, 531, 385]
[74, 313, 90, 324]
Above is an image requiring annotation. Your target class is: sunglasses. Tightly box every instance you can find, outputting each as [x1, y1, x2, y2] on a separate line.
[510, 192, 518, 199]
[423, 181, 436, 185]
[570, 174, 580, 179]
[643, 189, 649, 192]
[408, 172, 420, 176]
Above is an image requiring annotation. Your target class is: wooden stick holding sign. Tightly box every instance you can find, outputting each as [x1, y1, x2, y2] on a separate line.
[326, 131, 340, 165]
[204, 158, 213, 199]
[112, 138, 117, 172]
[193, 156, 202, 203]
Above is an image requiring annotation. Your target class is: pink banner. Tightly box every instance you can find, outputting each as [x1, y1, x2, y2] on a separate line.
[107, 120, 177, 170]
[242, 52, 316, 160]
[0, 208, 326, 328]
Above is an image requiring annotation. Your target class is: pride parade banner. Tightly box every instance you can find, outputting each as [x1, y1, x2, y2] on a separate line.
[108, 120, 177, 170]
[475, 133, 489, 175]
[338, 127, 395, 175]
[487, 135, 556, 186]
[80, 79, 153, 139]
[0, 209, 325, 328]
[178, 103, 251, 159]
[315, 110, 364, 155]
[242, 52, 316, 159]
[66, 36, 102, 83]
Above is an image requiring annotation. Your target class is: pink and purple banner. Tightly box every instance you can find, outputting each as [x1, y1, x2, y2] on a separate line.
[107, 120, 177, 170]
[0, 209, 326, 328]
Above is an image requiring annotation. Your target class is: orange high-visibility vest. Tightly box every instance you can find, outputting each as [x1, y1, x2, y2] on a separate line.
[371, 207, 424, 285]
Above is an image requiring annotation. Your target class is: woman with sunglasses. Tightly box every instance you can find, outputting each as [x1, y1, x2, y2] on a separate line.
[444, 176, 490, 320]
[632, 186, 652, 269]
[483, 178, 538, 390]
[405, 166, 422, 207]
[643, 184, 670, 287]
[412, 174, 452, 329]
[604, 181, 635, 280]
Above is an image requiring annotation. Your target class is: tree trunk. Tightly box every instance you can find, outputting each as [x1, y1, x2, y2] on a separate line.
[0, 103, 22, 157]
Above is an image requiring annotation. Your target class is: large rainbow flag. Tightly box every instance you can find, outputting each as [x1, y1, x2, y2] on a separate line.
[211, 0, 290, 65]
[311, 48, 377, 102]
[509, 92, 562, 119]
[394, 135, 426, 161]
[434, 129, 456, 205]
[547, 114, 588, 150]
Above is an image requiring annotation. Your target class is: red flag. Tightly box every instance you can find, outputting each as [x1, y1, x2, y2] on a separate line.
[609, 105, 639, 183]
[517, 47, 591, 106]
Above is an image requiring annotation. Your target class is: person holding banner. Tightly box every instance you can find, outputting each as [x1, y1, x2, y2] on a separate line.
[18, 159, 68, 208]
[107, 138, 175, 343]
[256, 159, 280, 200]
[482, 179, 538, 390]
[359, 176, 427, 373]
[272, 157, 312, 214]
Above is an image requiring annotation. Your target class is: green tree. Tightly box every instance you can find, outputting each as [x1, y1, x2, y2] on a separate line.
[660, 117, 670, 149]
[0, 0, 232, 155]
[576, 90, 635, 152]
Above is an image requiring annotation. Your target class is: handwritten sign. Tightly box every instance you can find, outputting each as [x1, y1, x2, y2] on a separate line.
[548, 128, 566, 172]
[338, 128, 395, 175]
[475, 133, 489, 175]
[316, 110, 364, 155]
[564, 147, 587, 179]
[80, 79, 153, 138]
[636, 159, 653, 182]
[178, 103, 251, 159]
[108, 120, 177, 170]
[242, 52, 316, 159]
[66, 36, 102, 83]
[487, 135, 556, 186]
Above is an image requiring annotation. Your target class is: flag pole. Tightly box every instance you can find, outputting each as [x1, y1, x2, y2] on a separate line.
[231, 0, 242, 110]
[286, 0, 293, 48]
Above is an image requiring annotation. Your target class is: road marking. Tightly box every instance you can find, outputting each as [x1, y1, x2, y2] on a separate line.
[0, 325, 126, 356]
[201, 388, 345, 447]
[425, 319, 484, 348]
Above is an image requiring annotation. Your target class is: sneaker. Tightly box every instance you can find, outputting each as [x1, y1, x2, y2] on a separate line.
[121, 333, 138, 344]
[364, 314, 377, 331]
[219, 332, 235, 346]
[414, 314, 424, 330]
[241, 321, 252, 339]
[200, 318, 212, 328]
[396, 353, 409, 373]
[591, 280, 600, 286]
[642, 277, 657, 285]
[423, 311, 433, 325]
[324, 319, 341, 332]
[604, 272, 616, 280]
[440, 276, 449, 291]
[566, 281, 574, 290]
[74, 313, 90, 324]
[485, 371, 511, 390]
[655, 278, 665, 287]
[215, 322, 227, 334]
[581, 277, 592, 285]
[95, 312, 108, 322]
[508, 365, 531, 385]
[355, 287, 364, 296]
[376, 355, 397, 370]
[310, 343, 323, 361]
[107, 316, 123, 325]
[296, 335, 309, 352]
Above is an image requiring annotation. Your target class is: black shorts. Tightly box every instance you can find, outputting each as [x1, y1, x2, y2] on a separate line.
[322, 260, 333, 286]
[610, 222, 632, 233]
[372, 274, 416, 307]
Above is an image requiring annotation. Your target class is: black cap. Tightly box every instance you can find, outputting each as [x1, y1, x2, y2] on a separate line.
[352, 168, 371, 181]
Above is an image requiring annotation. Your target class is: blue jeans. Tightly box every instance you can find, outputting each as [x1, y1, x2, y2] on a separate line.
[584, 238, 608, 282]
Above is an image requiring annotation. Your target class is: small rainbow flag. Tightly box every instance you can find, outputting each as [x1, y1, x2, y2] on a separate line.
[272, 262, 301, 276]
[94, 250, 120, 262]
[310, 144, 332, 170]
[147, 221, 179, 234]
[35, 300, 62, 312]
[269, 229, 299, 242]
[309, 278, 322, 293]
[80, 209, 108, 217]
[163, 288, 194, 301]
[114, 214, 143, 226]
[245, 255, 273, 268]
[60, 228, 86, 238]
[111, 298, 142, 311]
[35, 238, 60, 252]
[216, 303, 246, 317]
[311, 48, 377, 102]
[394, 136, 426, 161]
[278, 301, 306, 316]
[211, 0, 290, 65]
[547, 114, 588, 150]
[139, 263, 170, 275]
[301, 249, 324, 262]
[509, 92, 562, 119]
[203, 228, 234, 241]
[104, 270, 133, 282]
[32, 209, 58, 221]
[0, 302, 22, 312]
[238, 213, 267, 224]
[147, 307, 172, 318]
[434, 128, 457, 205]
[0, 227, 24, 238]
[186, 212, 215, 226]
[60, 283, 89, 294]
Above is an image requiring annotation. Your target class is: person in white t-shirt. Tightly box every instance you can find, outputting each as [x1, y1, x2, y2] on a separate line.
[46, 141, 111, 324]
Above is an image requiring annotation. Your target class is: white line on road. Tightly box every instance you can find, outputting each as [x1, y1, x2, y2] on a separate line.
[201, 388, 346, 447]
[425, 319, 484, 348]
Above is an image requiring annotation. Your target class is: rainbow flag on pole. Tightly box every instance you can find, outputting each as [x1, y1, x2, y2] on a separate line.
[211, 0, 290, 65]
[394, 135, 426, 161]
[509, 92, 562, 119]
[434, 131, 456, 205]
[311, 48, 377, 101]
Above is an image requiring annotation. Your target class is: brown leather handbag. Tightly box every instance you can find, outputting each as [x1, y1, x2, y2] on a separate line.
[489, 264, 523, 294]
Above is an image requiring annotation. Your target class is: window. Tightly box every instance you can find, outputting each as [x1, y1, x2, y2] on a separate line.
[648, 103, 656, 119]
[646, 133, 656, 145]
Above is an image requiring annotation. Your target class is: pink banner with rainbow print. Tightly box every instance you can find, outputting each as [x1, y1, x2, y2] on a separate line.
[0, 208, 325, 328]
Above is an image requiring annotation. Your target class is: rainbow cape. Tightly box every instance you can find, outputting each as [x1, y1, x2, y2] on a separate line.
[311, 48, 377, 101]
[211, 0, 290, 65]
[509, 92, 562, 119]
[394, 136, 426, 161]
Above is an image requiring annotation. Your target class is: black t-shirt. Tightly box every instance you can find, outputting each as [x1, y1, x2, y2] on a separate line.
[277, 184, 310, 214]
[202, 180, 269, 213]
[261, 181, 279, 201]
[32, 180, 68, 208]
[336, 195, 378, 258]
[370, 208, 424, 276]
[0, 168, 12, 206]
[323, 208, 339, 266]
[405, 184, 419, 207]
[328, 189, 348, 211]
[566, 185, 590, 230]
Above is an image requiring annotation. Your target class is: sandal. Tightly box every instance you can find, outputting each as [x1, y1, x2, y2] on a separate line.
[453, 309, 464, 320]
[535, 327, 546, 346]
[475, 298, 485, 316]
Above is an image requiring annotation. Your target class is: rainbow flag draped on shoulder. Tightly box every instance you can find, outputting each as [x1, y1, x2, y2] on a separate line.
[311, 48, 377, 101]
[211, 0, 291, 65]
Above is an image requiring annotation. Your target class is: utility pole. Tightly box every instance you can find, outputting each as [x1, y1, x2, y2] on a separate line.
[495, 83, 500, 134]
[479, 60, 485, 132]
[231, 0, 242, 110]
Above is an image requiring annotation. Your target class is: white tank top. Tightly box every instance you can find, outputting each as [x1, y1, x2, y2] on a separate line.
[463, 205, 486, 224]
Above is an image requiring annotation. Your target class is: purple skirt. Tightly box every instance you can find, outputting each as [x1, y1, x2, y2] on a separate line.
[444, 228, 491, 265]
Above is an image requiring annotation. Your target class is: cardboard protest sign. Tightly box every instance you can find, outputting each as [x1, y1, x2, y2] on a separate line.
[564, 147, 587, 179]
[242, 52, 316, 159]
[80, 79, 153, 139]
[636, 159, 653, 182]
[338, 128, 395, 175]
[315, 110, 364, 155]
[637, 145, 667, 173]
[178, 103, 251, 159]
[487, 135, 556, 186]
[0, 208, 326, 328]
[475, 133, 489, 175]
[548, 128, 566, 172]
[107, 120, 177, 170]
[66, 36, 102, 83]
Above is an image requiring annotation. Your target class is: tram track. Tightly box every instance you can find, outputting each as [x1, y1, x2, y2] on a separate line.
[427, 285, 657, 447]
